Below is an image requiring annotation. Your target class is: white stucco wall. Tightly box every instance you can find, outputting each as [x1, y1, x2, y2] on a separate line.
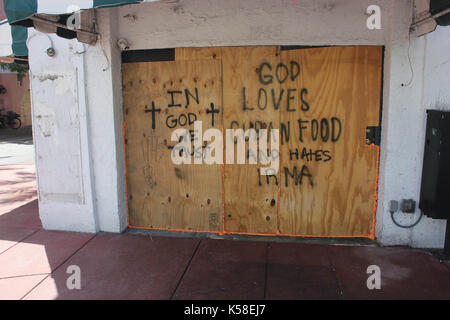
[375, 23, 449, 248]
[28, 9, 127, 233]
[28, 0, 449, 247]
[83, 9, 128, 233]
[28, 30, 98, 232]
[411, 26, 450, 247]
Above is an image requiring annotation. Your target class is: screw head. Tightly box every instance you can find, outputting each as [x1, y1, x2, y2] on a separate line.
[46, 48, 56, 57]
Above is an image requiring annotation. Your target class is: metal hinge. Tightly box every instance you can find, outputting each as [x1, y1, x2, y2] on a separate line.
[366, 126, 381, 146]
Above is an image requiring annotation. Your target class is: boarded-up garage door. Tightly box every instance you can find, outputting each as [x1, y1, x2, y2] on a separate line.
[122, 46, 382, 237]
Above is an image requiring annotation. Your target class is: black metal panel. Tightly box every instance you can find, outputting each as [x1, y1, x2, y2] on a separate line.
[365, 126, 381, 146]
[419, 110, 450, 219]
[430, 0, 450, 26]
[280, 45, 331, 51]
[121, 48, 175, 63]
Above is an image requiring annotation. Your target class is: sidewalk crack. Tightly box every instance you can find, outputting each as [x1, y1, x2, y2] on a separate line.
[326, 246, 344, 299]
[19, 233, 98, 300]
[170, 239, 202, 300]
[0, 229, 40, 256]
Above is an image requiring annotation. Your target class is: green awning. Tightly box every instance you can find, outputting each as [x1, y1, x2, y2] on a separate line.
[0, 19, 28, 58]
[3, 0, 157, 24]
[1, 0, 160, 60]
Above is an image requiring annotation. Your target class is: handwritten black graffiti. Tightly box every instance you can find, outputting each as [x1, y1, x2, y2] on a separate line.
[289, 148, 332, 162]
[206, 102, 220, 126]
[144, 102, 161, 130]
[166, 113, 197, 128]
[167, 88, 200, 108]
[257, 61, 300, 85]
[242, 87, 310, 112]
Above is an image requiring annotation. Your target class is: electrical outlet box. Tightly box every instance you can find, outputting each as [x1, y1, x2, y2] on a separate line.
[401, 199, 416, 213]
[389, 200, 399, 213]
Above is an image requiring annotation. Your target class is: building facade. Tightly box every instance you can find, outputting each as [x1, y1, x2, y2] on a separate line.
[13, 0, 450, 248]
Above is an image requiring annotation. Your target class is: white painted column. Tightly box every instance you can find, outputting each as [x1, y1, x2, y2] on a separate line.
[375, 0, 447, 248]
[28, 9, 128, 234]
[83, 8, 128, 233]
[28, 29, 98, 233]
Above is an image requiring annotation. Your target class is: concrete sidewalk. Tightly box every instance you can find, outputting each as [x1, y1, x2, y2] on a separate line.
[0, 166, 450, 300]
[0, 127, 34, 166]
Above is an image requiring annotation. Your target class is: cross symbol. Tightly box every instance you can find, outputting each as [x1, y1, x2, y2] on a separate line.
[145, 101, 161, 130]
[206, 102, 220, 126]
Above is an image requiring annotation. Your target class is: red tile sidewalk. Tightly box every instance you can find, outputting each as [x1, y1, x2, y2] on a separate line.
[0, 164, 37, 216]
[1, 165, 450, 300]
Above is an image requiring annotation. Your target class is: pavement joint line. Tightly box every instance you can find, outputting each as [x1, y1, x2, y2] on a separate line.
[0, 273, 50, 280]
[0, 225, 40, 230]
[47, 233, 98, 275]
[170, 238, 202, 300]
[326, 246, 344, 300]
[20, 274, 51, 300]
[0, 228, 40, 256]
[19, 233, 98, 300]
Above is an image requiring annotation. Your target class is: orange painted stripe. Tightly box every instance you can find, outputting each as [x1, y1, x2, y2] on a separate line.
[369, 144, 380, 240]
[122, 121, 130, 227]
[221, 114, 225, 235]
[128, 224, 372, 239]
[224, 231, 373, 239]
[220, 48, 226, 236]
[128, 225, 221, 234]
[276, 128, 281, 235]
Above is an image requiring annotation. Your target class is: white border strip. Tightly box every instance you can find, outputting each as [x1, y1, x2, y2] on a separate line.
[37, 0, 94, 14]
[0, 22, 13, 57]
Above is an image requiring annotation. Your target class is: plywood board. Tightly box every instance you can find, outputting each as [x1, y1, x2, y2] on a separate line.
[123, 58, 223, 231]
[278, 46, 382, 236]
[123, 45, 382, 238]
[222, 46, 281, 234]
